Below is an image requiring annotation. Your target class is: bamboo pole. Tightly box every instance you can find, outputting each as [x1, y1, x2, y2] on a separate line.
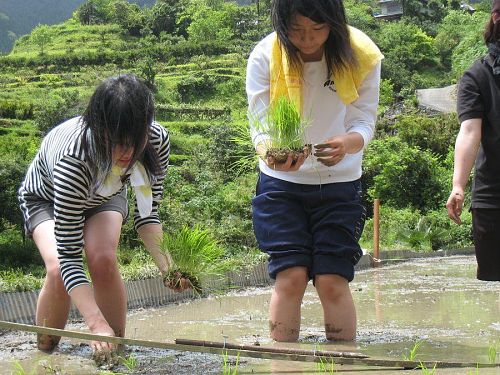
[0, 321, 498, 369]
[175, 338, 368, 358]
[373, 198, 380, 267]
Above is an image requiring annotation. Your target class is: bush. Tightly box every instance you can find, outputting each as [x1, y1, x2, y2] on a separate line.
[378, 79, 395, 114]
[0, 157, 30, 230]
[424, 209, 473, 250]
[361, 206, 422, 250]
[177, 73, 216, 103]
[33, 90, 85, 135]
[0, 99, 34, 120]
[0, 224, 42, 270]
[362, 137, 450, 213]
[393, 112, 459, 157]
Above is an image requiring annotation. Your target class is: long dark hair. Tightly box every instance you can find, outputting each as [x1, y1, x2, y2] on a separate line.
[484, 18, 500, 44]
[81, 74, 162, 189]
[271, 0, 357, 78]
[485, 0, 500, 43]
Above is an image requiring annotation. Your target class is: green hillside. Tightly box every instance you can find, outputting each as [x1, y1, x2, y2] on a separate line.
[0, 0, 155, 53]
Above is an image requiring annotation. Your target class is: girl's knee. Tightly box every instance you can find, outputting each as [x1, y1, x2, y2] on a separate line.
[315, 274, 350, 300]
[87, 251, 119, 282]
[275, 267, 309, 297]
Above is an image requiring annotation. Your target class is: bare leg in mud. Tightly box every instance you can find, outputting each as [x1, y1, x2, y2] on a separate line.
[84, 211, 127, 342]
[268, 267, 308, 342]
[316, 274, 356, 341]
[33, 220, 71, 352]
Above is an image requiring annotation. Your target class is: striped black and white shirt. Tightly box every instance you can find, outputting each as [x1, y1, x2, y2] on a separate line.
[19, 116, 170, 292]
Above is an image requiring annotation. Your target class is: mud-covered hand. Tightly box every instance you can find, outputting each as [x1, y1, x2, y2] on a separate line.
[89, 322, 119, 368]
[256, 142, 309, 172]
[446, 187, 465, 225]
[314, 136, 348, 167]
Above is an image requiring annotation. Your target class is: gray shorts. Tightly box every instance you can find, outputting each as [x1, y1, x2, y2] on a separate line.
[21, 189, 129, 237]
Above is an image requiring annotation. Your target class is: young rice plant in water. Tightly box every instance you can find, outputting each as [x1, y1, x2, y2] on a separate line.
[222, 350, 240, 375]
[161, 226, 225, 294]
[488, 341, 499, 364]
[403, 341, 422, 361]
[254, 95, 311, 163]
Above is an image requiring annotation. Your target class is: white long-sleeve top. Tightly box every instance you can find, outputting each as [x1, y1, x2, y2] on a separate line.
[246, 32, 381, 185]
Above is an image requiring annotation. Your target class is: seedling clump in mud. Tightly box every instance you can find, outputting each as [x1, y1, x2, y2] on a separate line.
[160, 226, 225, 295]
[163, 268, 201, 294]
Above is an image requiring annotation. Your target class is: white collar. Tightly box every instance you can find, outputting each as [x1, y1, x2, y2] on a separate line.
[95, 162, 153, 218]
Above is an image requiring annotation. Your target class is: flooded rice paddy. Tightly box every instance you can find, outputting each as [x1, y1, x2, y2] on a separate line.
[0, 255, 499, 374]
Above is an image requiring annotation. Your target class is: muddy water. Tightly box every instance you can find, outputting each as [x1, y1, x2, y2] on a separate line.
[1, 255, 499, 374]
[126, 255, 500, 373]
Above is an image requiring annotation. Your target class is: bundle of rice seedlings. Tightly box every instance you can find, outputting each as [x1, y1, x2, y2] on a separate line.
[160, 226, 225, 294]
[253, 95, 311, 163]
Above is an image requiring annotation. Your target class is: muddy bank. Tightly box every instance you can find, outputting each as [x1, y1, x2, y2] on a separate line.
[0, 326, 236, 374]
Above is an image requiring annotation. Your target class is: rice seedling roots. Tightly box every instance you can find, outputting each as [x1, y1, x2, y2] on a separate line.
[163, 268, 202, 294]
[266, 144, 312, 164]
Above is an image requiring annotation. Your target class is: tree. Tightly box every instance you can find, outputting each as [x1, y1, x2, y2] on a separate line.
[435, 10, 489, 68]
[30, 24, 52, 55]
[344, 0, 379, 36]
[111, 0, 145, 36]
[375, 20, 437, 92]
[186, 1, 238, 43]
[148, 0, 189, 37]
[76, 0, 111, 25]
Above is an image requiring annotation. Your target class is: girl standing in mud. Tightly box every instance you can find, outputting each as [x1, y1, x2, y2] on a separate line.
[18, 74, 189, 356]
[246, 0, 383, 341]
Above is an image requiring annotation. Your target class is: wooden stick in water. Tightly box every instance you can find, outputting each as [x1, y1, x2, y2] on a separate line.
[175, 338, 368, 358]
[0, 320, 498, 369]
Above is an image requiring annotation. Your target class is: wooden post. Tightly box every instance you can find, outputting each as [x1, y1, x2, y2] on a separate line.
[373, 198, 380, 267]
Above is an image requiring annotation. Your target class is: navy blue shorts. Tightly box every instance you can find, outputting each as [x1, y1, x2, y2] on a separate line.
[252, 173, 366, 282]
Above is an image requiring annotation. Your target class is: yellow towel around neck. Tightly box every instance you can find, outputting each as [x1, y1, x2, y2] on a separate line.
[270, 26, 383, 109]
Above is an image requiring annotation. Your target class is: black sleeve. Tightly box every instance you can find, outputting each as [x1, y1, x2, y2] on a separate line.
[457, 67, 484, 123]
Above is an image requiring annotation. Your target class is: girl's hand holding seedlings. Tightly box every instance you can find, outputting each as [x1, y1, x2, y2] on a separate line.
[162, 269, 192, 293]
[266, 152, 308, 171]
[256, 142, 309, 172]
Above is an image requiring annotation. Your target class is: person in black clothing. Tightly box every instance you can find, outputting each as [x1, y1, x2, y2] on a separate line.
[446, 0, 500, 281]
